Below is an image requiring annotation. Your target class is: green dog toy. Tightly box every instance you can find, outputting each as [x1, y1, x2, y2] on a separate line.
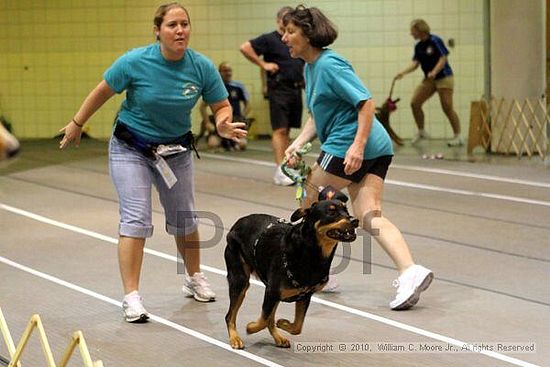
[281, 143, 312, 201]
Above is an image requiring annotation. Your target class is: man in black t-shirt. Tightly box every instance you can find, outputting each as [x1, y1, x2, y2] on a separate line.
[240, 6, 304, 186]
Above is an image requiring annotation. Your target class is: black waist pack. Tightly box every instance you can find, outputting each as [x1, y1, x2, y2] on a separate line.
[113, 122, 199, 159]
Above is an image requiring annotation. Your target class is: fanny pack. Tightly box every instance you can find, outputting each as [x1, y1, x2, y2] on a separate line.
[113, 122, 200, 160]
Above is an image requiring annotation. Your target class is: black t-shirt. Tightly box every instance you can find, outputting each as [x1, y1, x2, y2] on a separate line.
[249, 31, 304, 85]
[413, 34, 453, 79]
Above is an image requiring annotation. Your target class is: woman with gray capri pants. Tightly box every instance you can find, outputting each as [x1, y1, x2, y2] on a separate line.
[59, 3, 246, 323]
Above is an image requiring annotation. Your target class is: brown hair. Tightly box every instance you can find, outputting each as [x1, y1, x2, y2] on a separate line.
[410, 19, 430, 34]
[277, 6, 293, 20]
[283, 5, 338, 48]
[154, 2, 190, 39]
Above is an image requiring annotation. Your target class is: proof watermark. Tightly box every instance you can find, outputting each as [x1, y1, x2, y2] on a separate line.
[293, 341, 537, 354]
[175, 210, 376, 275]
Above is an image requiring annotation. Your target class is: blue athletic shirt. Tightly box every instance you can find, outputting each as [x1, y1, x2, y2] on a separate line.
[104, 43, 228, 143]
[225, 80, 249, 119]
[305, 49, 393, 159]
[413, 34, 453, 80]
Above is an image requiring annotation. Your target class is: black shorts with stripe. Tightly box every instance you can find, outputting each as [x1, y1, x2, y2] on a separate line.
[317, 151, 393, 183]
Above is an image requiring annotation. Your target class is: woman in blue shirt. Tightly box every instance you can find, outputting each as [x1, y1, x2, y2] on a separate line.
[395, 19, 463, 147]
[59, 3, 246, 322]
[283, 6, 433, 310]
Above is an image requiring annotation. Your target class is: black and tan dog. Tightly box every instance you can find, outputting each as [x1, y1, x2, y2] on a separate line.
[224, 188, 359, 349]
[375, 97, 404, 146]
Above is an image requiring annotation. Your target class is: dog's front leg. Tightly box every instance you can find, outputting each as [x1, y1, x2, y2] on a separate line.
[247, 289, 289, 347]
[276, 295, 312, 335]
[246, 289, 279, 334]
[267, 310, 290, 348]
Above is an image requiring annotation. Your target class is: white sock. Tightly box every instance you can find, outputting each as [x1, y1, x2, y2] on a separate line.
[124, 290, 139, 300]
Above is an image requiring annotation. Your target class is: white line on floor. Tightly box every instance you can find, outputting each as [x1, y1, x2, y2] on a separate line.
[240, 146, 550, 188]
[1, 203, 540, 367]
[384, 180, 550, 207]
[0, 254, 284, 367]
[199, 153, 550, 207]
[242, 147, 550, 188]
[390, 165, 550, 189]
[200, 152, 276, 167]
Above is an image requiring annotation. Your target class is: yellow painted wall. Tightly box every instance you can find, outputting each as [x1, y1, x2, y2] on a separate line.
[0, 0, 484, 139]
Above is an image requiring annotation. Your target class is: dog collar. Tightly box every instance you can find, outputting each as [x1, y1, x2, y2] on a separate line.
[255, 218, 328, 290]
[281, 248, 329, 289]
[253, 219, 300, 284]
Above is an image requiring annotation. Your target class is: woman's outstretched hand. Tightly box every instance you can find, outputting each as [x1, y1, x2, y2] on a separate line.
[216, 115, 248, 143]
[59, 120, 83, 149]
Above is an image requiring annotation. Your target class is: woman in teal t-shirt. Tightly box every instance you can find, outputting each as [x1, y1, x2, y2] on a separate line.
[59, 3, 247, 323]
[283, 6, 433, 310]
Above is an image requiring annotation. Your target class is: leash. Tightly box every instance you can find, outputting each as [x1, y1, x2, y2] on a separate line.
[280, 143, 319, 201]
[389, 78, 396, 100]
[281, 143, 340, 203]
[280, 143, 348, 205]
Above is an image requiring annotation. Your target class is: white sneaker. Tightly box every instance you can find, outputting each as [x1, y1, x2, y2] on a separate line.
[182, 272, 216, 302]
[447, 136, 464, 147]
[273, 166, 295, 186]
[321, 275, 340, 293]
[122, 291, 149, 323]
[389, 265, 433, 310]
[411, 130, 430, 145]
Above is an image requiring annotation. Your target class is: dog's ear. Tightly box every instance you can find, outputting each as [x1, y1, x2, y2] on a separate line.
[290, 207, 310, 222]
[333, 191, 349, 203]
[318, 186, 348, 203]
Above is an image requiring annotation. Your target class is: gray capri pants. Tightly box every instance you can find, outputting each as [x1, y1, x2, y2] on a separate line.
[109, 136, 198, 238]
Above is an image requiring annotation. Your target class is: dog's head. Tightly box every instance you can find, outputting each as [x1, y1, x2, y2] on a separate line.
[291, 187, 359, 244]
[317, 186, 349, 203]
[0, 123, 20, 162]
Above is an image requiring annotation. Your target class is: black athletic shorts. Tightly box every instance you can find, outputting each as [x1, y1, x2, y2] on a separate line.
[268, 84, 302, 130]
[317, 151, 393, 183]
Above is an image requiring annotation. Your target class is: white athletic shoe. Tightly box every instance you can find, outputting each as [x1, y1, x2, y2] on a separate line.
[389, 265, 433, 310]
[411, 130, 430, 145]
[122, 291, 149, 323]
[447, 136, 465, 147]
[321, 275, 341, 293]
[182, 272, 216, 302]
[273, 166, 295, 186]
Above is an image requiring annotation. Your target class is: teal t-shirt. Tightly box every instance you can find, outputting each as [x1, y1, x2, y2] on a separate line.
[104, 43, 228, 143]
[305, 49, 393, 159]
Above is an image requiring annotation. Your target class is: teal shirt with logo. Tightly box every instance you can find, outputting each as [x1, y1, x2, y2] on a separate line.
[305, 49, 393, 159]
[104, 43, 228, 142]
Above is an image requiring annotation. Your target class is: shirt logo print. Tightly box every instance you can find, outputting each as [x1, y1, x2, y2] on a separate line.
[182, 83, 199, 98]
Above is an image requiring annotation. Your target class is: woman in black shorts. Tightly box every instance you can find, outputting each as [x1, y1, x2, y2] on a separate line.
[283, 6, 433, 310]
